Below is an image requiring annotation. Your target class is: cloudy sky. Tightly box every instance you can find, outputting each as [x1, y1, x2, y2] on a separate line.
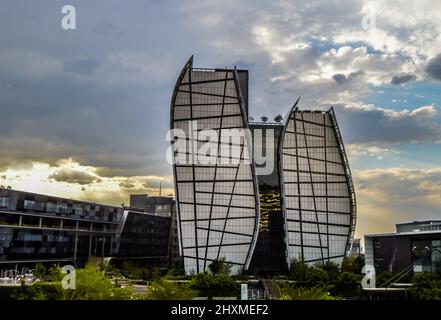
[1, 0, 441, 242]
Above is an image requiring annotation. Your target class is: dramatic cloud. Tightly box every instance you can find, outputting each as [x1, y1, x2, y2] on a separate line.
[45, 159, 103, 186]
[49, 169, 101, 185]
[425, 53, 441, 81]
[346, 143, 395, 160]
[142, 176, 174, 189]
[118, 181, 135, 189]
[390, 74, 417, 85]
[332, 104, 441, 144]
[332, 70, 365, 85]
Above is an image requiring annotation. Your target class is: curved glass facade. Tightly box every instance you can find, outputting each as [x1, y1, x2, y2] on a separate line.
[280, 105, 356, 266]
[171, 57, 356, 273]
[170, 57, 260, 275]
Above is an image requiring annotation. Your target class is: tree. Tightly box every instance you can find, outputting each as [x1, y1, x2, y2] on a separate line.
[375, 271, 398, 287]
[290, 258, 309, 281]
[331, 272, 361, 297]
[46, 263, 133, 300]
[274, 114, 283, 122]
[409, 273, 441, 300]
[341, 255, 364, 274]
[305, 267, 329, 287]
[70, 264, 116, 299]
[319, 261, 340, 280]
[323, 261, 340, 280]
[34, 263, 48, 279]
[208, 258, 232, 275]
[166, 261, 185, 277]
[47, 265, 63, 282]
[261, 116, 268, 123]
[119, 260, 154, 280]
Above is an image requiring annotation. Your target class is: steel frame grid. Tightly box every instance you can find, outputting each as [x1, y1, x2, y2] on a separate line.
[170, 57, 260, 275]
[279, 101, 356, 267]
[328, 108, 357, 256]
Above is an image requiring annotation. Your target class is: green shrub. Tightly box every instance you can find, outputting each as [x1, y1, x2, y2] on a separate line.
[341, 256, 364, 274]
[289, 258, 309, 281]
[13, 263, 133, 300]
[409, 272, 441, 300]
[12, 282, 49, 300]
[331, 272, 361, 297]
[305, 267, 329, 287]
[34, 263, 48, 279]
[146, 278, 196, 300]
[375, 271, 402, 287]
[47, 265, 64, 282]
[319, 261, 340, 281]
[280, 284, 340, 300]
[208, 258, 232, 275]
[188, 271, 239, 296]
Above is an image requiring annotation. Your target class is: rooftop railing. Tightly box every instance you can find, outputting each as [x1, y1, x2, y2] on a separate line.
[249, 121, 284, 126]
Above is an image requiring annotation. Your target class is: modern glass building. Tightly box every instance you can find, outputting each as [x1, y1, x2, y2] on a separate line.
[280, 104, 356, 267]
[170, 57, 260, 275]
[170, 57, 356, 275]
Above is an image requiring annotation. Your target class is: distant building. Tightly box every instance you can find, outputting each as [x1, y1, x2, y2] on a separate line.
[350, 238, 362, 256]
[0, 188, 173, 267]
[129, 194, 175, 217]
[365, 220, 441, 274]
[129, 194, 181, 266]
[396, 220, 441, 233]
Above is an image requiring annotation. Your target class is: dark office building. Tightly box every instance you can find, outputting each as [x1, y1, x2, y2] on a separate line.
[248, 122, 287, 272]
[365, 221, 441, 274]
[0, 188, 174, 267]
[117, 210, 170, 258]
[129, 194, 181, 265]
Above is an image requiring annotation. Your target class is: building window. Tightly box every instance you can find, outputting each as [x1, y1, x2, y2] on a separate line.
[432, 240, 441, 274]
[46, 202, 55, 212]
[56, 202, 68, 213]
[412, 240, 432, 273]
[73, 204, 83, 216]
[0, 197, 9, 208]
[24, 200, 35, 209]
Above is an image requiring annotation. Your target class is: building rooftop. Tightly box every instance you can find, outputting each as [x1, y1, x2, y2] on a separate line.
[365, 229, 441, 238]
[0, 187, 120, 208]
[396, 220, 441, 226]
